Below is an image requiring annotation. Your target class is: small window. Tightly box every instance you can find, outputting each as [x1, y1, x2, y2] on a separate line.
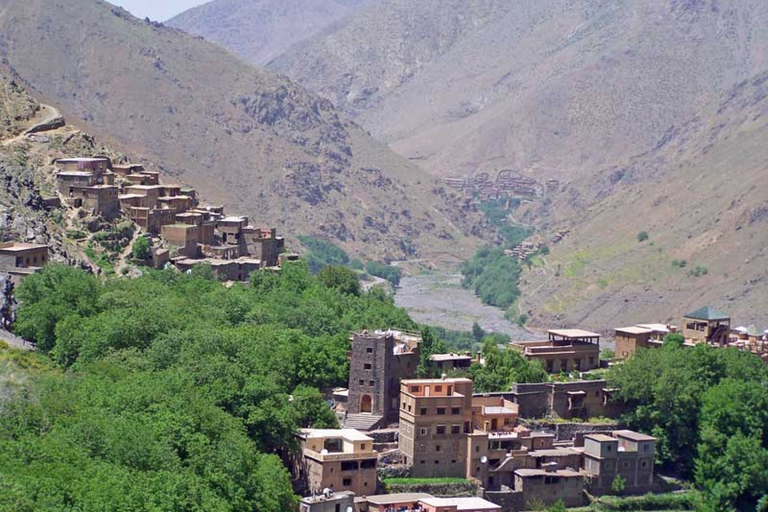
[437, 407, 446, 415]
[364, 363, 372, 370]
[641, 461, 648, 468]
[452, 459, 457, 464]
[595, 391, 600, 397]
[420, 460, 425, 465]
[369, 381, 374, 386]
[607, 446, 612, 452]
[643, 444, 649, 452]
[420, 408, 428, 415]
[435, 385, 443, 392]
[359, 380, 365, 385]
[363, 482, 367, 487]
[451, 425, 461, 434]
[402, 402, 406, 409]
[361, 444, 366, 451]
[434, 460, 439, 464]
[411, 386, 421, 393]
[420, 428, 429, 436]
[436, 425, 446, 435]
[366, 347, 373, 353]
[436, 445, 441, 452]
[476, 446, 480, 453]
[451, 407, 461, 415]
[342, 478, 352, 486]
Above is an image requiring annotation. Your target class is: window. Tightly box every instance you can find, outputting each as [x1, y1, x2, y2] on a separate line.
[437, 407, 446, 415]
[476, 446, 480, 453]
[342, 478, 352, 486]
[420, 408, 428, 415]
[435, 460, 439, 464]
[361, 444, 366, 451]
[420, 460, 425, 465]
[451, 425, 461, 434]
[595, 391, 600, 397]
[452, 459, 457, 464]
[436, 445, 442, 452]
[420, 428, 429, 436]
[369, 381, 375, 386]
[411, 386, 421, 393]
[451, 407, 461, 415]
[366, 347, 373, 353]
[359, 380, 365, 385]
[436, 425, 446, 435]
[363, 481, 368, 487]
[641, 461, 648, 468]
[402, 402, 406, 409]
[643, 444, 650, 452]
[435, 385, 443, 392]
[363, 363, 372, 370]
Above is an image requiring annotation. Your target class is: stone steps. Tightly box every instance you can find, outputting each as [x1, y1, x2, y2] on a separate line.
[344, 413, 383, 431]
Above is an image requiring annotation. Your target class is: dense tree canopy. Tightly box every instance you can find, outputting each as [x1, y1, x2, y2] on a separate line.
[469, 339, 549, 392]
[2, 262, 416, 511]
[608, 344, 768, 511]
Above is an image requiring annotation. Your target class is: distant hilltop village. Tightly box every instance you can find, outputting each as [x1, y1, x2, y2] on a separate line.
[53, 156, 297, 281]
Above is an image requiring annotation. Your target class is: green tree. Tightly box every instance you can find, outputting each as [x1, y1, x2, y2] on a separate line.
[470, 339, 548, 392]
[132, 236, 151, 261]
[612, 474, 627, 495]
[317, 265, 361, 296]
[417, 327, 447, 377]
[637, 231, 649, 242]
[663, 332, 685, 347]
[472, 322, 485, 342]
[546, 499, 567, 512]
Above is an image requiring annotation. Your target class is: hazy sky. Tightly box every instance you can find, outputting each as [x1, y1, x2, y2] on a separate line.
[108, 0, 210, 21]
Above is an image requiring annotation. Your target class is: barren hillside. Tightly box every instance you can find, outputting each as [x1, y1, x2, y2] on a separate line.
[0, 0, 483, 263]
[270, 0, 768, 180]
[518, 72, 768, 329]
[168, 0, 376, 66]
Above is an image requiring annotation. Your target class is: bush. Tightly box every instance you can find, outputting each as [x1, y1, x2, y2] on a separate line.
[460, 247, 522, 309]
[663, 333, 685, 347]
[132, 237, 151, 261]
[687, 265, 708, 277]
[611, 474, 627, 495]
[365, 261, 402, 286]
[637, 231, 649, 242]
[298, 235, 349, 273]
[671, 259, 688, 268]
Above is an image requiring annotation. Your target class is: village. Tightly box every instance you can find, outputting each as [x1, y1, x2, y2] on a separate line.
[0, 157, 766, 512]
[0, 156, 297, 284]
[293, 306, 768, 512]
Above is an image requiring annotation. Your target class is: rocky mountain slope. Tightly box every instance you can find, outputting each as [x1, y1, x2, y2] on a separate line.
[167, 0, 376, 66]
[270, 0, 768, 180]
[517, 71, 768, 328]
[0, 0, 483, 263]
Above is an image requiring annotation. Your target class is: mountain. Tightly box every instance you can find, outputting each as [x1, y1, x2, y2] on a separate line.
[0, 0, 482, 262]
[269, 0, 768, 180]
[517, 71, 768, 328]
[168, 0, 376, 66]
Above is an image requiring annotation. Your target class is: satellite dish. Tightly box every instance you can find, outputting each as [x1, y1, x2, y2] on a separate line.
[480, 455, 488, 464]
[346, 508, 354, 512]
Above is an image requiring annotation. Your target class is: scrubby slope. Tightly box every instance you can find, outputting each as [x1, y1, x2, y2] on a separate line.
[518, 72, 768, 328]
[168, 0, 375, 66]
[0, 0, 481, 262]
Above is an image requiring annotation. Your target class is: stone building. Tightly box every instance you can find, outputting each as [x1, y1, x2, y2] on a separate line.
[346, 330, 420, 431]
[0, 242, 49, 284]
[510, 329, 601, 373]
[398, 378, 474, 478]
[358, 494, 500, 512]
[295, 429, 378, 498]
[506, 380, 621, 420]
[512, 468, 584, 508]
[614, 324, 673, 359]
[56, 158, 119, 220]
[682, 307, 730, 346]
[430, 353, 473, 372]
[582, 430, 656, 494]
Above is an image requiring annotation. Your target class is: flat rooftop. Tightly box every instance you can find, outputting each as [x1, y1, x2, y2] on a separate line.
[0, 243, 48, 252]
[56, 171, 94, 177]
[363, 493, 432, 505]
[483, 406, 516, 415]
[420, 497, 501, 511]
[431, 353, 473, 362]
[401, 377, 473, 385]
[613, 429, 655, 442]
[549, 329, 601, 338]
[585, 433, 616, 442]
[56, 157, 108, 162]
[637, 323, 672, 332]
[516, 468, 582, 478]
[615, 326, 654, 335]
[124, 184, 164, 190]
[301, 491, 354, 504]
[300, 428, 373, 442]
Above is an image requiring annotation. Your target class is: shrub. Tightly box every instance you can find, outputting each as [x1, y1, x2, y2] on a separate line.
[132, 237, 151, 261]
[637, 231, 649, 242]
[611, 474, 627, 495]
[365, 261, 402, 286]
[663, 332, 685, 347]
[687, 265, 708, 278]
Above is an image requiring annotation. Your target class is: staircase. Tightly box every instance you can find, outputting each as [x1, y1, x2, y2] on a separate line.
[344, 414, 383, 431]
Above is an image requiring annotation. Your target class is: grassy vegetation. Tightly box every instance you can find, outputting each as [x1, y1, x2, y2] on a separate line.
[383, 477, 469, 485]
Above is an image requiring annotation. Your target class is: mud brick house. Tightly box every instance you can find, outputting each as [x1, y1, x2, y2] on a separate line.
[294, 429, 377, 497]
[510, 329, 600, 373]
[614, 324, 674, 359]
[683, 306, 731, 346]
[299, 490, 354, 512]
[583, 431, 656, 494]
[55, 157, 119, 220]
[345, 330, 420, 431]
[398, 377, 475, 478]
[0, 242, 49, 284]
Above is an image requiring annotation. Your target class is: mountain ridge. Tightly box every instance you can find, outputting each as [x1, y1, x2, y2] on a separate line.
[0, 0, 483, 262]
